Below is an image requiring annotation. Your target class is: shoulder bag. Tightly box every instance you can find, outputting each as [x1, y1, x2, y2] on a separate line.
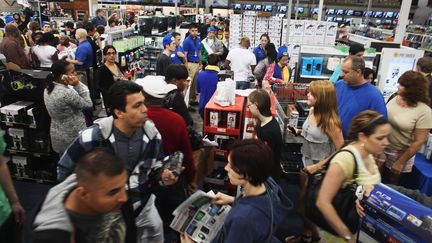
[305, 149, 360, 235]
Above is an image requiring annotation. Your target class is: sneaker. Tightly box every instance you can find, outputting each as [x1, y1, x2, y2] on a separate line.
[202, 137, 218, 147]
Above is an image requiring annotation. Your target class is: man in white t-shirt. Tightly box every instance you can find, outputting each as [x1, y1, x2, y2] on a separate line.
[224, 37, 256, 90]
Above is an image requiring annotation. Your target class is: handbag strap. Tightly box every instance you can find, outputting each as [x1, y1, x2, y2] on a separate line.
[324, 149, 359, 185]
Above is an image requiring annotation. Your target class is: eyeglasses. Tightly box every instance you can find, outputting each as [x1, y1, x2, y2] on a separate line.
[106, 52, 116, 56]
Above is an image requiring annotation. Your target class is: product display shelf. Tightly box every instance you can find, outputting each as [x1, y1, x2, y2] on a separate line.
[296, 45, 376, 83]
[0, 69, 58, 184]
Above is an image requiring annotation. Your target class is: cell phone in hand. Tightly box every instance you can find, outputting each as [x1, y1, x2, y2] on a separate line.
[163, 151, 184, 177]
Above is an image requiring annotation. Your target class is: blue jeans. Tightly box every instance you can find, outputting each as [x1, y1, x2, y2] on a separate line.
[236, 81, 249, 90]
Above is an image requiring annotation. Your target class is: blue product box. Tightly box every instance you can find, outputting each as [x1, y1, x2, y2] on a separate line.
[301, 57, 313, 76]
[358, 183, 432, 243]
[312, 57, 324, 76]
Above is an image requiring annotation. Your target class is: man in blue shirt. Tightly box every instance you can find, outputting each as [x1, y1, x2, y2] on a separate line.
[66, 28, 93, 70]
[91, 9, 107, 27]
[196, 54, 219, 118]
[336, 55, 387, 138]
[171, 32, 186, 65]
[183, 23, 201, 107]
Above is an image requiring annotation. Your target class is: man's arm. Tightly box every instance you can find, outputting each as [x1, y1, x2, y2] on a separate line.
[370, 92, 388, 119]
[0, 156, 25, 224]
[57, 135, 86, 181]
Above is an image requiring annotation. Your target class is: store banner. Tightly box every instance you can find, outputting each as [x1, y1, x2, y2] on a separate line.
[358, 183, 432, 243]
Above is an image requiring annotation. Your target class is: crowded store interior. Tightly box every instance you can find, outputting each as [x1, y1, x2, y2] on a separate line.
[0, 0, 432, 242]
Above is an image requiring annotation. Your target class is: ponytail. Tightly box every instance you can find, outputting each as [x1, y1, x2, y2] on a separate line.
[45, 73, 55, 94]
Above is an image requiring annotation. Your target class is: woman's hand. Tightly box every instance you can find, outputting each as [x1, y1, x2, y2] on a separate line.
[180, 233, 195, 243]
[213, 192, 234, 205]
[390, 161, 404, 174]
[355, 199, 365, 218]
[66, 75, 80, 86]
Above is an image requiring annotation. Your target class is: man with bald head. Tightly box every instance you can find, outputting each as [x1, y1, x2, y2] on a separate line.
[224, 36, 256, 89]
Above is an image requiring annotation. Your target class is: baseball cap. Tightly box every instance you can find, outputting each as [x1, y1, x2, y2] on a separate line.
[135, 75, 168, 98]
[162, 33, 175, 48]
[277, 45, 289, 59]
[208, 26, 217, 32]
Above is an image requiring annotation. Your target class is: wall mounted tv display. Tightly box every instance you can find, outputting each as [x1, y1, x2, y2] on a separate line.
[374, 11, 383, 18]
[345, 10, 354, 16]
[278, 5, 287, 13]
[353, 10, 363, 16]
[326, 9, 335, 15]
[345, 18, 352, 23]
[297, 7, 305, 14]
[264, 5, 273, 12]
[233, 4, 241, 10]
[383, 19, 392, 23]
[243, 4, 252, 10]
[254, 5, 263, 11]
[396, 12, 400, 18]
[326, 16, 334, 21]
[277, 14, 286, 17]
[335, 17, 343, 21]
[336, 9, 344, 15]
[311, 8, 319, 15]
[384, 12, 394, 18]
[376, 19, 382, 24]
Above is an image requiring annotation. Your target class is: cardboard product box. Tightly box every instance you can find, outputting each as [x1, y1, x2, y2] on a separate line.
[0, 101, 35, 123]
[27, 108, 36, 128]
[11, 156, 32, 178]
[301, 57, 314, 76]
[304, 21, 316, 37]
[325, 37, 336, 46]
[326, 22, 338, 37]
[312, 57, 324, 76]
[293, 20, 305, 37]
[209, 111, 219, 127]
[315, 21, 327, 38]
[227, 112, 237, 129]
[7, 128, 27, 151]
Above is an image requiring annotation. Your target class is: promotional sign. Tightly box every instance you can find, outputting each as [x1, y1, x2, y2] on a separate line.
[358, 184, 432, 243]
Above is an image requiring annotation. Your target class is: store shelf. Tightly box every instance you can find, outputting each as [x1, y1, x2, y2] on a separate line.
[7, 149, 52, 157]
[300, 74, 331, 79]
[214, 149, 228, 157]
[204, 126, 240, 136]
[13, 176, 55, 184]
[1, 121, 36, 129]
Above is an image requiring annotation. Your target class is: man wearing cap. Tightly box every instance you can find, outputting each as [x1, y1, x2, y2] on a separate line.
[136, 76, 195, 243]
[263, 45, 291, 85]
[171, 32, 187, 65]
[156, 33, 176, 76]
[224, 36, 256, 90]
[200, 26, 223, 67]
[42, 22, 52, 33]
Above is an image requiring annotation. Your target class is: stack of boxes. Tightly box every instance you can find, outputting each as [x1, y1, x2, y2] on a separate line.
[229, 14, 242, 49]
[254, 17, 269, 47]
[242, 15, 255, 48]
[282, 20, 338, 46]
[268, 16, 283, 47]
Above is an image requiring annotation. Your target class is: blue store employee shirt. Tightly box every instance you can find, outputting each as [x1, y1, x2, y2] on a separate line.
[75, 40, 94, 69]
[253, 45, 266, 64]
[183, 35, 201, 62]
[335, 80, 388, 138]
[171, 45, 184, 65]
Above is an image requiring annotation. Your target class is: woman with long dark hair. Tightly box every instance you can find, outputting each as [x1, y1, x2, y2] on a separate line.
[44, 60, 93, 154]
[97, 45, 124, 113]
[253, 42, 277, 85]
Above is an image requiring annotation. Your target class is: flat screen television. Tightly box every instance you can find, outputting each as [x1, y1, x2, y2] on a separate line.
[336, 9, 344, 15]
[297, 7, 304, 14]
[375, 19, 382, 24]
[157, 17, 168, 32]
[384, 12, 394, 18]
[233, 4, 241, 10]
[278, 5, 287, 13]
[264, 5, 273, 12]
[311, 8, 319, 15]
[374, 11, 383, 18]
[335, 17, 343, 21]
[353, 10, 363, 16]
[277, 13, 286, 17]
[345, 10, 354, 16]
[138, 17, 153, 35]
[326, 16, 334, 21]
[326, 9, 335, 15]
[243, 4, 252, 10]
[396, 12, 400, 18]
[254, 5, 263, 11]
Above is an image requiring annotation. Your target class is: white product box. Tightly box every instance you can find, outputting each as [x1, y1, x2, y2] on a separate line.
[12, 156, 30, 178]
[325, 37, 336, 46]
[209, 111, 219, 127]
[293, 20, 304, 37]
[8, 128, 26, 150]
[27, 108, 36, 128]
[304, 21, 316, 37]
[326, 22, 338, 37]
[227, 112, 236, 129]
[315, 21, 327, 38]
